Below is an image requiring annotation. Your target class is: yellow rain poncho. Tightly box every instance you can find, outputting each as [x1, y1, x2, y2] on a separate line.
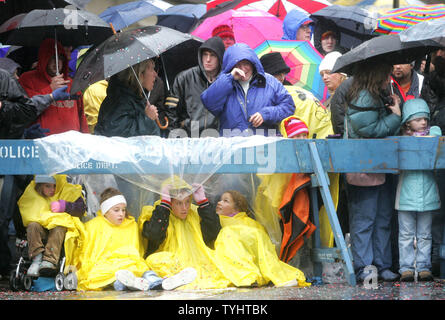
[17, 174, 86, 271]
[76, 212, 149, 291]
[138, 201, 232, 290]
[214, 212, 310, 287]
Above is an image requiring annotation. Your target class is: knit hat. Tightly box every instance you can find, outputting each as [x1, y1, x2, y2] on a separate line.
[35, 175, 56, 184]
[321, 30, 336, 40]
[284, 117, 309, 138]
[319, 51, 342, 74]
[212, 24, 235, 40]
[260, 52, 291, 76]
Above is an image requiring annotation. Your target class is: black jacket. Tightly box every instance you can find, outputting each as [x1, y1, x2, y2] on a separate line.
[142, 202, 221, 258]
[0, 69, 52, 139]
[421, 58, 445, 132]
[170, 37, 225, 136]
[94, 75, 164, 137]
[330, 76, 353, 135]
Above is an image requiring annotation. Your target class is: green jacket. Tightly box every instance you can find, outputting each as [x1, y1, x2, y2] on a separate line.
[345, 90, 401, 138]
[95, 75, 161, 137]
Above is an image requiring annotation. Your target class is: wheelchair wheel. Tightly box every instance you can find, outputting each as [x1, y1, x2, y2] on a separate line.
[64, 272, 77, 291]
[9, 270, 21, 291]
[55, 272, 65, 291]
[23, 275, 33, 291]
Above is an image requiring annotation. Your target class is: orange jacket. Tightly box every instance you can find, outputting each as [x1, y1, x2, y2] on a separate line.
[278, 173, 316, 263]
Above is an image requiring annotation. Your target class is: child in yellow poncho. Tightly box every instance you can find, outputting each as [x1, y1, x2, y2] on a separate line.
[214, 190, 310, 287]
[139, 177, 232, 290]
[76, 187, 196, 291]
[17, 174, 86, 278]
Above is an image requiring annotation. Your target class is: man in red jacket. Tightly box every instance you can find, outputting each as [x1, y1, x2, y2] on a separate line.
[19, 38, 89, 136]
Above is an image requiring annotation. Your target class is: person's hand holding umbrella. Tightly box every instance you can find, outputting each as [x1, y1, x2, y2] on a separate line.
[145, 101, 159, 121]
[50, 74, 70, 91]
[387, 93, 401, 117]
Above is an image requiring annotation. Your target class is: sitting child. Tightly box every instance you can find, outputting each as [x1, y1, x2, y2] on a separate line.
[76, 187, 196, 291]
[17, 174, 86, 277]
[213, 190, 310, 287]
[139, 176, 232, 290]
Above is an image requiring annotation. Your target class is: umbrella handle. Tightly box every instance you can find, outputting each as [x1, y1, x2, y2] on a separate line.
[109, 23, 117, 35]
[156, 116, 169, 129]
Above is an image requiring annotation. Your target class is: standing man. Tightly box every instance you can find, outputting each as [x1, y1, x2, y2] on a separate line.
[201, 43, 294, 137]
[391, 63, 424, 104]
[282, 10, 314, 42]
[169, 37, 225, 138]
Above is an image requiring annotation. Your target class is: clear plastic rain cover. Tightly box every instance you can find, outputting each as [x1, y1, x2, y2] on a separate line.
[34, 131, 286, 248]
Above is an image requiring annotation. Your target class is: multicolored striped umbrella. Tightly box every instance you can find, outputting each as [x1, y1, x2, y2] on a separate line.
[254, 40, 327, 102]
[374, 4, 445, 35]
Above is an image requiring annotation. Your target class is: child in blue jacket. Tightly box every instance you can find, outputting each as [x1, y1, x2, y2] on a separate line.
[396, 98, 441, 282]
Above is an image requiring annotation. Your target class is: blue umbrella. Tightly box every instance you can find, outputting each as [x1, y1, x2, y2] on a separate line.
[99, 0, 166, 31]
[156, 4, 206, 33]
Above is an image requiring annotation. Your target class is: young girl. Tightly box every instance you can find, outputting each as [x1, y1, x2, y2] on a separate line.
[17, 174, 86, 277]
[213, 190, 310, 287]
[76, 187, 195, 291]
[396, 98, 441, 282]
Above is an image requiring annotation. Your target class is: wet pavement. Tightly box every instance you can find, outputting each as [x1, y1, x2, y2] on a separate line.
[1, 278, 445, 300]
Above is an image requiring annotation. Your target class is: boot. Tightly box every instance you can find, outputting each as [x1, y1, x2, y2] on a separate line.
[39, 260, 57, 277]
[27, 253, 42, 277]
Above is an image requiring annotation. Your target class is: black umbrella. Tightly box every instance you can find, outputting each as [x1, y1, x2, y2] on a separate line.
[71, 25, 202, 94]
[311, 5, 379, 50]
[331, 34, 441, 75]
[189, 0, 243, 32]
[0, 0, 75, 26]
[0, 8, 113, 48]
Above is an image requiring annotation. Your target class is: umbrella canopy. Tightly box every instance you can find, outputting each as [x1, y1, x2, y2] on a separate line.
[310, 5, 379, 49]
[206, 0, 330, 20]
[71, 25, 202, 94]
[374, 4, 445, 35]
[399, 16, 445, 46]
[99, 0, 168, 31]
[0, 8, 113, 47]
[254, 40, 327, 102]
[191, 9, 283, 50]
[156, 4, 206, 33]
[331, 34, 441, 75]
[0, 0, 74, 26]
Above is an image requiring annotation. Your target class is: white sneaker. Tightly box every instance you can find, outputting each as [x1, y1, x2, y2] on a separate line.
[162, 267, 197, 290]
[115, 270, 149, 291]
[27, 253, 42, 277]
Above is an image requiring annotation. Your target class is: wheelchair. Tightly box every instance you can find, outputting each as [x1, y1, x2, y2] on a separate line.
[9, 236, 77, 292]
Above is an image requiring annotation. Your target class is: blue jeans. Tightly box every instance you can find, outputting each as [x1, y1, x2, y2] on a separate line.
[347, 177, 394, 276]
[398, 210, 433, 273]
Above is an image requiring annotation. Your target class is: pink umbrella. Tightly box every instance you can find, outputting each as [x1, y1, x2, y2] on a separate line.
[207, 0, 330, 20]
[191, 8, 283, 49]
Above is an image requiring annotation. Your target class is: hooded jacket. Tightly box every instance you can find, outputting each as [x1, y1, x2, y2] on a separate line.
[282, 9, 313, 41]
[170, 36, 225, 136]
[0, 69, 53, 139]
[94, 73, 163, 138]
[313, 18, 346, 56]
[345, 89, 401, 139]
[18, 38, 88, 136]
[201, 43, 294, 136]
[395, 99, 441, 212]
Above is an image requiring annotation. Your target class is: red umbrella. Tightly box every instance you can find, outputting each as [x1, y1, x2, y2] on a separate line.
[207, 0, 330, 20]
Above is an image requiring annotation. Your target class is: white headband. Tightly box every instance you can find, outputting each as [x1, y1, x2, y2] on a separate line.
[100, 195, 127, 214]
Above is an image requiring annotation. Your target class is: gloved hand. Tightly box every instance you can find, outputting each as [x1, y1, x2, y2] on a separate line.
[192, 183, 207, 204]
[160, 184, 172, 203]
[51, 86, 80, 101]
[23, 123, 50, 139]
[51, 200, 67, 213]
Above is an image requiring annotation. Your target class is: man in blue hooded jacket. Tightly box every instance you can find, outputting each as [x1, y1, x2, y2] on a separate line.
[201, 43, 294, 136]
[282, 9, 314, 41]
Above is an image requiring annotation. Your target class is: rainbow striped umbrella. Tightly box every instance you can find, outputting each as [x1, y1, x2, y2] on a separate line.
[374, 4, 445, 35]
[254, 40, 327, 102]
